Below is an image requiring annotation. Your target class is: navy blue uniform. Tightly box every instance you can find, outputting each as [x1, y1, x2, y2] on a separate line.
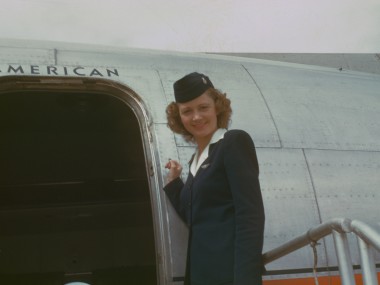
[164, 130, 265, 285]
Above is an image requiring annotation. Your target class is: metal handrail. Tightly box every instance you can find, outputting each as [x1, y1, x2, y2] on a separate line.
[262, 218, 380, 285]
[262, 217, 351, 264]
[350, 219, 380, 251]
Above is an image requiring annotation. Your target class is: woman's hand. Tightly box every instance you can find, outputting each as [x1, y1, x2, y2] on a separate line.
[165, 159, 183, 184]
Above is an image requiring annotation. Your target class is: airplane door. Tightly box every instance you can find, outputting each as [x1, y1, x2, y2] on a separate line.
[0, 77, 159, 284]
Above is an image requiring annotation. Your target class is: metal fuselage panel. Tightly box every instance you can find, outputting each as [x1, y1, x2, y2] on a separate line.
[0, 40, 379, 283]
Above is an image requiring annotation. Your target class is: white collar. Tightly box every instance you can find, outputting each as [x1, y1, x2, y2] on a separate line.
[190, 128, 227, 176]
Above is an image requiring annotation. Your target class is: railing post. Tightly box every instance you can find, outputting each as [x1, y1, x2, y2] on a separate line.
[332, 230, 356, 285]
[357, 236, 378, 285]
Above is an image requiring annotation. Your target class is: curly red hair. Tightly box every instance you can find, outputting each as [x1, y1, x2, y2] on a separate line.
[166, 88, 232, 142]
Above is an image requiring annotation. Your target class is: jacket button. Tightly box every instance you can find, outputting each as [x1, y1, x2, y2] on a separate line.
[188, 202, 191, 207]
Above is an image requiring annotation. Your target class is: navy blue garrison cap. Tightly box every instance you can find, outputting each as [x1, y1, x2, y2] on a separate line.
[173, 72, 214, 103]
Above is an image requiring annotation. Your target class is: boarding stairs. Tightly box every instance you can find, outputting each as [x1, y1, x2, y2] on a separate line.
[262, 218, 380, 285]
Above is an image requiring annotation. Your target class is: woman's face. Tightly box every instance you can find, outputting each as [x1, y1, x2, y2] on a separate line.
[178, 92, 218, 144]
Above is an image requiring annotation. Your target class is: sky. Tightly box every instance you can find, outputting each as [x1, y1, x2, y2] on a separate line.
[0, 0, 379, 53]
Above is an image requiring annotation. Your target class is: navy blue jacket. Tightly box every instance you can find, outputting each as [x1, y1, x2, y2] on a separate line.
[164, 130, 265, 285]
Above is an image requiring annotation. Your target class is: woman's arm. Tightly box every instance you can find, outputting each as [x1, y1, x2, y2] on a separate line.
[164, 160, 187, 222]
[224, 130, 265, 284]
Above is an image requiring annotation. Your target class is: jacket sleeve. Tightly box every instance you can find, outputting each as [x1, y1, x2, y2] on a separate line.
[223, 130, 265, 285]
[163, 177, 187, 222]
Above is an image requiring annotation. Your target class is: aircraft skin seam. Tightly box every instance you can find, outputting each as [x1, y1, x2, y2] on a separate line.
[302, 148, 331, 272]
[241, 64, 283, 148]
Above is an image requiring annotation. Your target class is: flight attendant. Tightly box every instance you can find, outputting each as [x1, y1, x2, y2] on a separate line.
[164, 72, 265, 285]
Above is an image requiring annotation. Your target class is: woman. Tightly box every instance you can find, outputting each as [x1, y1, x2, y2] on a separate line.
[164, 72, 265, 285]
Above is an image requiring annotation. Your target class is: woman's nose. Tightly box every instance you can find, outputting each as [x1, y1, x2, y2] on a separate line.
[192, 111, 201, 121]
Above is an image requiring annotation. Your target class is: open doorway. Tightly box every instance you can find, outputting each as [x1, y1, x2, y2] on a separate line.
[0, 87, 157, 284]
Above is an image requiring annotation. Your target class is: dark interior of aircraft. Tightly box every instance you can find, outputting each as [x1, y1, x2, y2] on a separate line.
[0, 91, 156, 284]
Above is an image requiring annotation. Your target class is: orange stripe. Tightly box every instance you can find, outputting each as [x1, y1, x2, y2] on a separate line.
[263, 272, 380, 285]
